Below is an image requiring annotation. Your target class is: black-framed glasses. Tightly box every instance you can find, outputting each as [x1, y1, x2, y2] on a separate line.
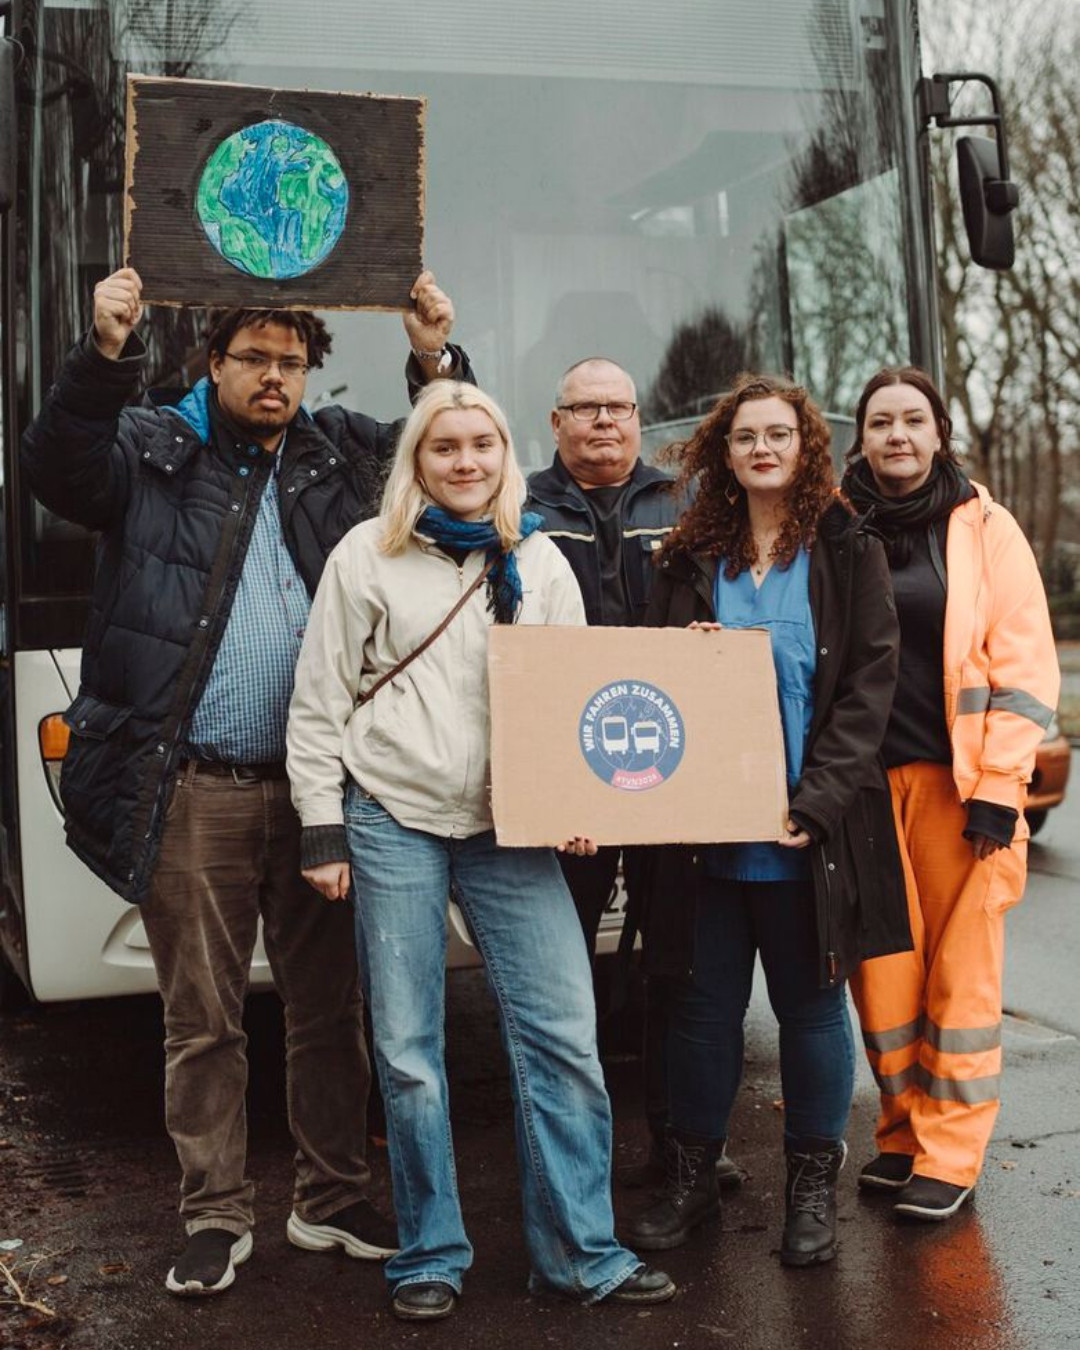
[557, 401, 638, 422]
[224, 351, 310, 378]
[725, 425, 798, 453]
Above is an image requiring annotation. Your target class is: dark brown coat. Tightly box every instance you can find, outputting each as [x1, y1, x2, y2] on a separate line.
[636, 500, 912, 988]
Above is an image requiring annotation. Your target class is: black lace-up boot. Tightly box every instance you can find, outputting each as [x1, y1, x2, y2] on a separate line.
[625, 1130, 721, 1250]
[780, 1139, 848, 1266]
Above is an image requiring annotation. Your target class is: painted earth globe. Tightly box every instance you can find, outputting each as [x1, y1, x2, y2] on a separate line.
[196, 119, 349, 280]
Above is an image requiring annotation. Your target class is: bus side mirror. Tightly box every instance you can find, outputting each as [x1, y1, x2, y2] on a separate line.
[957, 135, 1019, 271]
[0, 37, 14, 213]
[920, 72, 1019, 272]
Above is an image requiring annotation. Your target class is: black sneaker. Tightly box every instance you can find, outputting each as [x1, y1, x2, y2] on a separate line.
[165, 1228, 253, 1296]
[392, 1280, 457, 1321]
[893, 1176, 973, 1221]
[608, 1266, 677, 1305]
[287, 1199, 398, 1259]
[858, 1153, 915, 1192]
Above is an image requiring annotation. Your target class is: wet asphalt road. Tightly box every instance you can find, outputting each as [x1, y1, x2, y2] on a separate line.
[1, 757, 1078, 1350]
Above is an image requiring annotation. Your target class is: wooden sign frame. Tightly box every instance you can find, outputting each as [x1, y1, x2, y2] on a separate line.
[124, 75, 426, 310]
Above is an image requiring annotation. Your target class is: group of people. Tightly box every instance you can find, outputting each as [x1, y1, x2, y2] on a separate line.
[21, 265, 1059, 1321]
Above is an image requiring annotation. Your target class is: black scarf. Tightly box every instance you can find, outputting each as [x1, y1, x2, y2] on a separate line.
[841, 456, 973, 567]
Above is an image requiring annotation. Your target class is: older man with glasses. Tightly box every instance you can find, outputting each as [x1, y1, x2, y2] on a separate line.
[20, 265, 471, 1299]
[525, 357, 744, 1194]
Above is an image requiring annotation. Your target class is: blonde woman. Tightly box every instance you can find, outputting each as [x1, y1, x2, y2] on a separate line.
[287, 382, 674, 1321]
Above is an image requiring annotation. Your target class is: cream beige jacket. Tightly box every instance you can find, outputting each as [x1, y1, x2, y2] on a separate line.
[287, 518, 585, 838]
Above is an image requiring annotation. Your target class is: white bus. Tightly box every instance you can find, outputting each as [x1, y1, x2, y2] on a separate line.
[0, 0, 1016, 1002]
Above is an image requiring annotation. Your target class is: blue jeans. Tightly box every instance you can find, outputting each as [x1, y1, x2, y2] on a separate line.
[668, 877, 854, 1146]
[345, 785, 640, 1300]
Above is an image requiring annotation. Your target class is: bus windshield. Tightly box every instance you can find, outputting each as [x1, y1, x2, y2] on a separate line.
[10, 0, 929, 641]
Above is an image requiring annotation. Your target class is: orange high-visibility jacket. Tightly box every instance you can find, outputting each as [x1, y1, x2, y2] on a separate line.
[943, 483, 1060, 815]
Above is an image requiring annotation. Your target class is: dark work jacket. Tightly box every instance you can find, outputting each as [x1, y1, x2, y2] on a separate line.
[20, 331, 474, 903]
[638, 500, 912, 988]
[525, 454, 680, 625]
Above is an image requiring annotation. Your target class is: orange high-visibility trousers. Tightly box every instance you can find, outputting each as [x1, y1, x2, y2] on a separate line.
[848, 762, 1027, 1188]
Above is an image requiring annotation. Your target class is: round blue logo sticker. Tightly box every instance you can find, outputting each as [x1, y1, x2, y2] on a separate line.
[578, 680, 685, 791]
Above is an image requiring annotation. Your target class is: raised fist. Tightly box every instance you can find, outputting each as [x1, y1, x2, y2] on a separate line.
[93, 268, 144, 359]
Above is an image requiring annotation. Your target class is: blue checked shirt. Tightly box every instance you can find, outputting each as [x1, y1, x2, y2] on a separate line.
[187, 444, 311, 764]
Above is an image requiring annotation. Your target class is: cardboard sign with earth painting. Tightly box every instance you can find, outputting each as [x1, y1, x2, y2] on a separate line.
[124, 75, 425, 309]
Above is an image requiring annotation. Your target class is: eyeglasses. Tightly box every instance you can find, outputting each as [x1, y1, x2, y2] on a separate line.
[224, 351, 310, 379]
[557, 401, 638, 422]
[725, 426, 798, 453]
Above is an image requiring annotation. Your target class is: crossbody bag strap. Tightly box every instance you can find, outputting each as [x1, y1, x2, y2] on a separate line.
[356, 556, 498, 708]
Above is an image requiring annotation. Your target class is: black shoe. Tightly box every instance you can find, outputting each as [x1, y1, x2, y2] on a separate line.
[608, 1266, 677, 1305]
[780, 1139, 847, 1267]
[858, 1152, 915, 1192]
[287, 1199, 398, 1260]
[392, 1281, 457, 1321]
[165, 1228, 253, 1296]
[620, 1135, 745, 1192]
[625, 1131, 721, 1251]
[893, 1175, 973, 1221]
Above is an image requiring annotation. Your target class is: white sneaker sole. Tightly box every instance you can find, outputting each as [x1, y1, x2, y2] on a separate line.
[894, 1186, 973, 1220]
[165, 1230, 253, 1296]
[286, 1210, 397, 1260]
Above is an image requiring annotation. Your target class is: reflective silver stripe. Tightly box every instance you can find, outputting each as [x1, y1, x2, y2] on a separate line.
[956, 684, 1055, 728]
[862, 1017, 923, 1054]
[914, 1064, 1000, 1104]
[544, 530, 595, 543]
[874, 1064, 918, 1096]
[623, 526, 674, 538]
[924, 1018, 1002, 1054]
[956, 687, 991, 715]
[988, 687, 1055, 729]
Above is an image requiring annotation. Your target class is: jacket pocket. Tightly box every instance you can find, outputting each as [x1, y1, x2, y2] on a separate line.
[59, 694, 136, 838]
[63, 692, 133, 741]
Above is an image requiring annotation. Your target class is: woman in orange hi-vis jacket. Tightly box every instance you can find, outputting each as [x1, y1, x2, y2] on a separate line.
[842, 367, 1060, 1222]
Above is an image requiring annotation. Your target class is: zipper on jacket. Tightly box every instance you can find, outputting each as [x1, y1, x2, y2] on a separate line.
[449, 555, 479, 828]
[128, 455, 270, 889]
[818, 842, 839, 986]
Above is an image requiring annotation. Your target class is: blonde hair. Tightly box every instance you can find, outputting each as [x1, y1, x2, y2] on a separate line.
[379, 382, 527, 555]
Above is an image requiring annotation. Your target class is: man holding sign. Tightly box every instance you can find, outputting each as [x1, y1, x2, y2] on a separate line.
[21, 266, 470, 1296]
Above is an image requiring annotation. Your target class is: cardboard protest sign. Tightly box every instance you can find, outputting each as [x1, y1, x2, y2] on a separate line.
[489, 626, 788, 847]
[124, 75, 425, 309]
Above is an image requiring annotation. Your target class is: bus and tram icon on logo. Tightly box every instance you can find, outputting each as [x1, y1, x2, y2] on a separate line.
[578, 681, 685, 791]
[598, 716, 662, 756]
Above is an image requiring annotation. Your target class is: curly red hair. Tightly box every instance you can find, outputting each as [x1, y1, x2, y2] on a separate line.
[662, 373, 836, 578]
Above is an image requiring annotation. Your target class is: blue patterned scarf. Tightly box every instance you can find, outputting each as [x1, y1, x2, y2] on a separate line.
[417, 506, 543, 624]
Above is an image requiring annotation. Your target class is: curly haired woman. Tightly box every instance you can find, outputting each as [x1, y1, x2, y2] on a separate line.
[627, 374, 910, 1266]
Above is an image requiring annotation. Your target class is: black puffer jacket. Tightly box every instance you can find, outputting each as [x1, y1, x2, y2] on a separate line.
[525, 454, 679, 625]
[638, 501, 912, 988]
[20, 332, 473, 903]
